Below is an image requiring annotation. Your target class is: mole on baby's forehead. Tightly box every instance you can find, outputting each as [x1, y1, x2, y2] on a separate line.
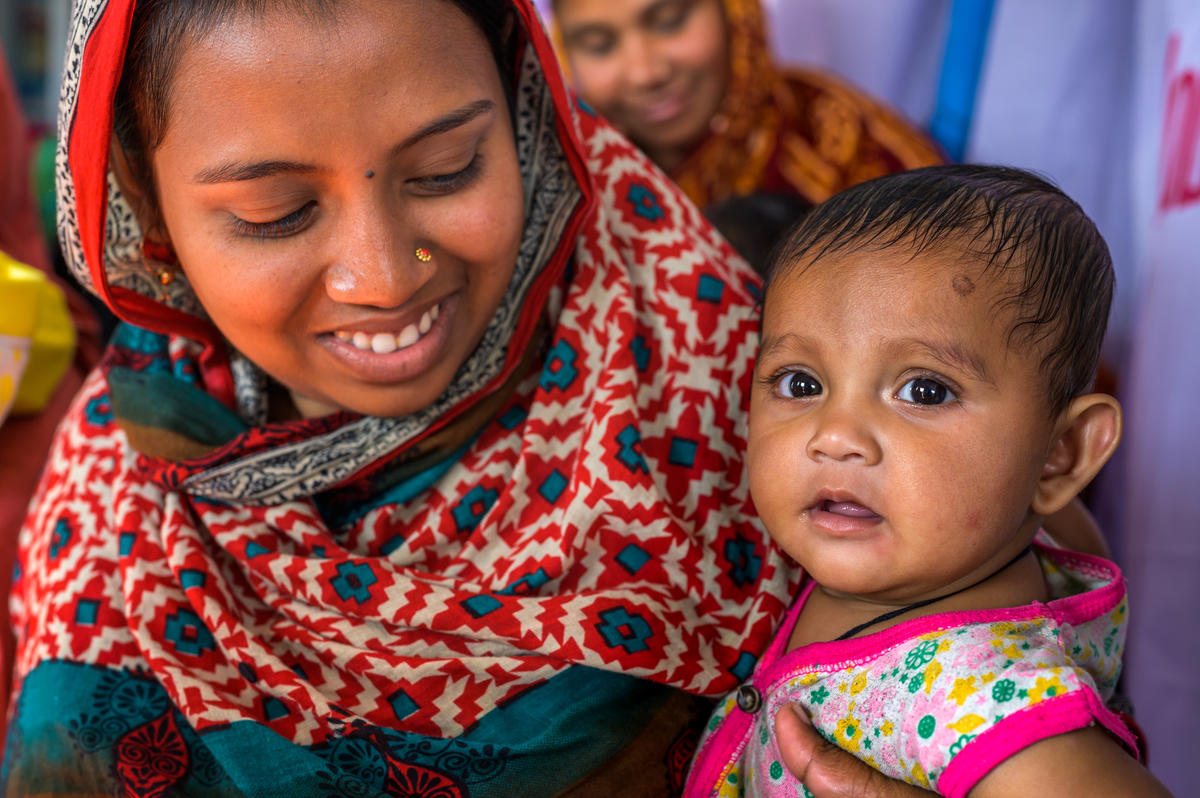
[952, 274, 976, 296]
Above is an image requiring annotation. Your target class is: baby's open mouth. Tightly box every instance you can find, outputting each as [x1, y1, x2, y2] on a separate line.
[814, 499, 880, 519]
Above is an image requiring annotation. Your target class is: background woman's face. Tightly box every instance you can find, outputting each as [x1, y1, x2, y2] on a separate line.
[146, 0, 525, 418]
[556, 0, 729, 170]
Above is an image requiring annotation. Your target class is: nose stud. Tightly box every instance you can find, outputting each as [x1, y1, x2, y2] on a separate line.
[415, 247, 432, 263]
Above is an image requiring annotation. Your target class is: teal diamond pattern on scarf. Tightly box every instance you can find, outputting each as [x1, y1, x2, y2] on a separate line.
[595, 607, 653, 654]
[330, 561, 378, 606]
[538, 469, 568, 503]
[615, 425, 649, 474]
[164, 609, 215, 656]
[453, 485, 500, 532]
[697, 274, 725, 304]
[668, 437, 697, 467]
[75, 599, 99, 625]
[615, 544, 651, 575]
[540, 339, 578, 391]
[462, 594, 504, 618]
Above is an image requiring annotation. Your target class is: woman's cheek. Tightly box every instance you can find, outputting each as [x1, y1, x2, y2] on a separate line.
[573, 58, 621, 112]
[435, 189, 523, 266]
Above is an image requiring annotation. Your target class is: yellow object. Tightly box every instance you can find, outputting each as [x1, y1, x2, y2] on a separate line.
[0, 250, 75, 420]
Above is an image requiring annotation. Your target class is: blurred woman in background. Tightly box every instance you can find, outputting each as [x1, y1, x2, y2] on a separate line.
[550, 0, 942, 209]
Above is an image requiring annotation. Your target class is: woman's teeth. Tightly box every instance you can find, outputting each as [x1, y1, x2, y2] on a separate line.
[335, 305, 439, 353]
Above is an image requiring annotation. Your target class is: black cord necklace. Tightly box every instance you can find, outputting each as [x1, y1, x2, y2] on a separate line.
[833, 544, 1035, 642]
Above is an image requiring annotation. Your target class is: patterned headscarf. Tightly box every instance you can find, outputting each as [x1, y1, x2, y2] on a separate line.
[7, 0, 796, 794]
[672, 0, 942, 208]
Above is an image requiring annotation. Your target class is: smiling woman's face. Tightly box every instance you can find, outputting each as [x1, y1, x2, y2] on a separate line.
[555, 0, 729, 171]
[143, 0, 524, 418]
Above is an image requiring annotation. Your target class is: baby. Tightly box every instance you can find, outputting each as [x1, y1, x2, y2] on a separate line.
[686, 165, 1171, 797]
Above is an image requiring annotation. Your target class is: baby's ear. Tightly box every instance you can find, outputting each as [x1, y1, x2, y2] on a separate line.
[1032, 394, 1122, 516]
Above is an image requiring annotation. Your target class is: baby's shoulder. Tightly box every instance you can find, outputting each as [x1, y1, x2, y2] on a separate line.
[770, 618, 1117, 793]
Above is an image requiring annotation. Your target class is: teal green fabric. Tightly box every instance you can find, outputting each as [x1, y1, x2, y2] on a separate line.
[5, 661, 703, 797]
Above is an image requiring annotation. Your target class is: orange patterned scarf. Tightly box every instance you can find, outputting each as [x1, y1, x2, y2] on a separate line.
[672, 0, 943, 208]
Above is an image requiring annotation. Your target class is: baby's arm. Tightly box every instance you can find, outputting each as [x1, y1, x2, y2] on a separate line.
[969, 725, 1172, 797]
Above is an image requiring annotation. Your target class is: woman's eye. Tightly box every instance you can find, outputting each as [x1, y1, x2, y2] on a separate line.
[231, 201, 315, 240]
[647, 1, 691, 32]
[572, 31, 617, 57]
[898, 377, 956, 406]
[411, 153, 484, 194]
[774, 370, 822, 399]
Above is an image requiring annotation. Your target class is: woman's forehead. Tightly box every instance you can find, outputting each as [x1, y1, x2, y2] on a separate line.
[555, 0, 673, 26]
[172, 0, 483, 77]
[160, 0, 503, 154]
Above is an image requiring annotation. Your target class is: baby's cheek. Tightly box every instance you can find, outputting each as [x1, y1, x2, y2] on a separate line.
[963, 510, 985, 532]
[935, 477, 993, 536]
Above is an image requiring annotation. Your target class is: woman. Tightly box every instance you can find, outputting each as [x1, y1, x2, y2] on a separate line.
[5, 0, 812, 794]
[551, 0, 943, 208]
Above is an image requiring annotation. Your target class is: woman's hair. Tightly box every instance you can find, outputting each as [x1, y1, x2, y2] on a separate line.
[113, 0, 513, 217]
[766, 164, 1115, 417]
[702, 192, 811, 278]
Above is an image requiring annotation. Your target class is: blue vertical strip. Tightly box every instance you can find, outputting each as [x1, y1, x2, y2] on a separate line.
[929, 0, 996, 161]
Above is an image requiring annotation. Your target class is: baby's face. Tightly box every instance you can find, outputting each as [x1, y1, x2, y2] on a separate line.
[748, 245, 1056, 604]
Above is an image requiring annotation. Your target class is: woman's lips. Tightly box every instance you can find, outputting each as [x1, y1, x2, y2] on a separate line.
[638, 95, 689, 125]
[334, 304, 440, 353]
[319, 296, 454, 383]
[808, 498, 883, 535]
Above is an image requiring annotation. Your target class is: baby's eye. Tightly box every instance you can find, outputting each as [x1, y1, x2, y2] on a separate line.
[897, 377, 956, 405]
[774, 370, 822, 399]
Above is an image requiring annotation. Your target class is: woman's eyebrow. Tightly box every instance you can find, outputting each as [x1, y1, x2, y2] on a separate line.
[392, 99, 495, 154]
[193, 160, 316, 185]
[191, 100, 495, 185]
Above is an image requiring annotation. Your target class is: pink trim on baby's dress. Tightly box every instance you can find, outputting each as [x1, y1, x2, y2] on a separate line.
[683, 543, 1134, 797]
[770, 545, 1126, 675]
[683, 581, 820, 796]
[937, 688, 1138, 797]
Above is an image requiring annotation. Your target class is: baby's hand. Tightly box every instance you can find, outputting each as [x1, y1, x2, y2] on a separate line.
[774, 704, 933, 796]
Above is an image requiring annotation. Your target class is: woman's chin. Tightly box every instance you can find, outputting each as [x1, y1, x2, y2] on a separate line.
[289, 391, 345, 419]
[289, 384, 449, 420]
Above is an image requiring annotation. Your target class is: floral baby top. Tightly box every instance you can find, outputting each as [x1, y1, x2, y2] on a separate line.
[684, 542, 1138, 798]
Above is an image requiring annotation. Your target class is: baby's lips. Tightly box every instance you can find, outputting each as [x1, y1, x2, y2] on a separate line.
[823, 500, 879, 517]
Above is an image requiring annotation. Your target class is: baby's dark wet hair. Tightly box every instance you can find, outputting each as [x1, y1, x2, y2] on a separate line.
[766, 164, 1114, 416]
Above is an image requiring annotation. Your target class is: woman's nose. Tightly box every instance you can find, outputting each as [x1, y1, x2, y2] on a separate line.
[804, 398, 883, 466]
[623, 34, 671, 89]
[324, 202, 434, 308]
